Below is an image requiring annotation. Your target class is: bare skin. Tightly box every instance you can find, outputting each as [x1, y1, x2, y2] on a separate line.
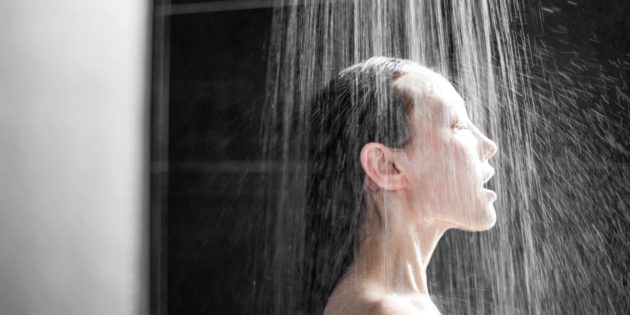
[323, 65, 498, 315]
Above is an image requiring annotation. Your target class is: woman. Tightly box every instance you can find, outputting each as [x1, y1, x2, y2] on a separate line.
[304, 57, 498, 314]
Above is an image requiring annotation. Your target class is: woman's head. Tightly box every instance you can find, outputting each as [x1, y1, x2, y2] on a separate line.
[303, 57, 497, 313]
[361, 63, 499, 231]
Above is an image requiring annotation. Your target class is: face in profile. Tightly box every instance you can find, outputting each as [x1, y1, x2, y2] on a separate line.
[395, 67, 498, 231]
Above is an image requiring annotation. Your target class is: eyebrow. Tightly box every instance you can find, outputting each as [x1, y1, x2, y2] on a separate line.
[446, 103, 467, 121]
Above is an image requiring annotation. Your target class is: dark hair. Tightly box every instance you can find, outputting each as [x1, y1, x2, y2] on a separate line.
[304, 57, 416, 314]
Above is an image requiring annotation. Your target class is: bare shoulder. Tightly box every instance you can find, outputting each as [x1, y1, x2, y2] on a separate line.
[323, 279, 440, 315]
[365, 293, 441, 315]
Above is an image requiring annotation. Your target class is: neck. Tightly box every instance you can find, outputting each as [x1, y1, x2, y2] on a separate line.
[348, 193, 447, 295]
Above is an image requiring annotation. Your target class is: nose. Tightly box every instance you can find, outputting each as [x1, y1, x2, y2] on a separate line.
[482, 136, 498, 160]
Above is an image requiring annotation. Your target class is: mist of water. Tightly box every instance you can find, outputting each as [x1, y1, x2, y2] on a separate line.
[257, 0, 630, 314]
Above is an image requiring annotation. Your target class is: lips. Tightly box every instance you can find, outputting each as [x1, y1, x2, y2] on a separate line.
[482, 167, 497, 201]
[483, 188, 498, 201]
[482, 167, 495, 185]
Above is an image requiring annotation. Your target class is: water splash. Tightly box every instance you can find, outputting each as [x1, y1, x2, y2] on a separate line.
[257, 0, 630, 314]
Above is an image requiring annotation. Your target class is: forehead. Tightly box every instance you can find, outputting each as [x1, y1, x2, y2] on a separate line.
[393, 66, 465, 112]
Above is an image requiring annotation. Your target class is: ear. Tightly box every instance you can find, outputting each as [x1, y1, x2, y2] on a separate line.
[360, 142, 408, 191]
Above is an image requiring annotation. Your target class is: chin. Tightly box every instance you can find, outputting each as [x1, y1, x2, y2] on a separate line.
[473, 191, 498, 231]
[475, 206, 497, 231]
[458, 205, 497, 232]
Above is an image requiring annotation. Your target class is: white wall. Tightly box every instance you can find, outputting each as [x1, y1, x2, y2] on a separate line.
[0, 1, 148, 314]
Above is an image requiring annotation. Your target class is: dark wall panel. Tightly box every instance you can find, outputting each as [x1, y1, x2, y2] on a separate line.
[166, 8, 272, 314]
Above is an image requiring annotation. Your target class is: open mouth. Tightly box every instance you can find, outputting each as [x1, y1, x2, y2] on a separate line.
[482, 167, 495, 185]
[482, 168, 494, 187]
[482, 180, 497, 201]
[482, 168, 496, 199]
[481, 181, 495, 190]
[482, 180, 494, 190]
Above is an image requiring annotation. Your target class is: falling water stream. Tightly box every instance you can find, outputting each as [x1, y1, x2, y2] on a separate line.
[257, 0, 630, 314]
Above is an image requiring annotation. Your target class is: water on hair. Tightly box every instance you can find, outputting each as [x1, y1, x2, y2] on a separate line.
[257, 0, 630, 314]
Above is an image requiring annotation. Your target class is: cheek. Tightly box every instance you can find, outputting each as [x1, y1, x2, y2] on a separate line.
[406, 135, 480, 204]
[439, 138, 482, 206]
[449, 137, 480, 179]
[407, 140, 466, 200]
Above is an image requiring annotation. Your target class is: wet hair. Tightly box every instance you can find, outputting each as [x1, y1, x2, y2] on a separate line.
[304, 57, 416, 314]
